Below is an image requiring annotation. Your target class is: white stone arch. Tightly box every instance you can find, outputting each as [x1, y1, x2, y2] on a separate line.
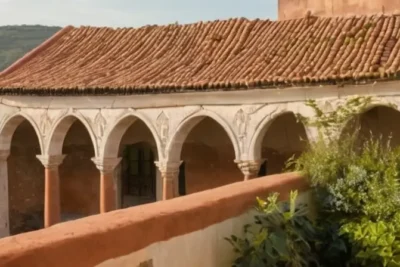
[46, 113, 98, 156]
[0, 112, 44, 153]
[101, 111, 162, 160]
[165, 109, 240, 162]
[339, 101, 400, 138]
[248, 110, 308, 160]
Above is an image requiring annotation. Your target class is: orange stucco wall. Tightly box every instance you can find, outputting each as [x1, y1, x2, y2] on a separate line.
[0, 172, 308, 267]
[278, 0, 400, 20]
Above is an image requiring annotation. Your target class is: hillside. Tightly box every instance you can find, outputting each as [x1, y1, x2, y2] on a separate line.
[0, 25, 61, 71]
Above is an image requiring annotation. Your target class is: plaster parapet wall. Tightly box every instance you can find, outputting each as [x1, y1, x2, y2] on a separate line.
[0, 172, 308, 267]
[97, 190, 311, 267]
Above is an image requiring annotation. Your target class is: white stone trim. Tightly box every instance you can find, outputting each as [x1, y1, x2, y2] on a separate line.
[165, 109, 240, 161]
[46, 111, 99, 156]
[0, 112, 44, 153]
[101, 110, 162, 160]
[2, 81, 400, 109]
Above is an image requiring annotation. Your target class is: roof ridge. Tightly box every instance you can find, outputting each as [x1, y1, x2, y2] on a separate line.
[0, 25, 74, 77]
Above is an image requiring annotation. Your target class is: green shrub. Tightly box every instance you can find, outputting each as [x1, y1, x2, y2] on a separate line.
[293, 96, 400, 266]
[341, 213, 400, 267]
[226, 191, 318, 267]
[227, 96, 400, 267]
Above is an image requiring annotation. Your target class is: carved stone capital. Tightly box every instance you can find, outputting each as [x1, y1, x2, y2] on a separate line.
[36, 155, 66, 169]
[235, 159, 264, 179]
[154, 161, 182, 180]
[91, 157, 122, 174]
[0, 150, 10, 161]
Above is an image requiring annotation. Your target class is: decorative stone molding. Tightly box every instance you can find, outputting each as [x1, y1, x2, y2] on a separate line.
[94, 110, 107, 139]
[156, 111, 169, 147]
[0, 150, 9, 161]
[91, 157, 122, 174]
[154, 160, 182, 200]
[39, 110, 53, 138]
[235, 159, 264, 180]
[154, 161, 182, 179]
[36, 155, 66, 169]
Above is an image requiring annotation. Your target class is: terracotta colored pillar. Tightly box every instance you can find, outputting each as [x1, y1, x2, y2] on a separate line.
[0, 150, 10, 238]
[92, 157, 122, 213]
[235, 160, 263, 180]
[155, 161, 182, 200]
[36, 155, 66, 228]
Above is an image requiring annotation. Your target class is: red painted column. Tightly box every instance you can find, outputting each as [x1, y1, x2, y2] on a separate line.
[155, 161, 182, 200]
[92, 157, 122, 213]
[37, 155, 65, 228]
[235, 160, 263, 180]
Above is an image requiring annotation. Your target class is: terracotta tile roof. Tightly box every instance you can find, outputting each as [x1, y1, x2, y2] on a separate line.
[1, 14, 400, 95]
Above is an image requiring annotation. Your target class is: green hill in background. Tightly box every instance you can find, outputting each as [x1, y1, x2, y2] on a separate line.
[0, 25, 61, 71]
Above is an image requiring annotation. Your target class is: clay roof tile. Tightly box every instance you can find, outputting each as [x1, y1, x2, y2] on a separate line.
[1, 14, 400, 95]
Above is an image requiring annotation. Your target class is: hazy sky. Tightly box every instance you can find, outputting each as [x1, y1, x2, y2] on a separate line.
[0, 0, 277, 27]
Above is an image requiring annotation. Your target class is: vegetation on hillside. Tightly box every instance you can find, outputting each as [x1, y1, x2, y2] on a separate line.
[0, 25, 60, 71]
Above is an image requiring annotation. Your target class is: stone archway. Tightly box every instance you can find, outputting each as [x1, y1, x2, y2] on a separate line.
[47, 115, 98, 222]
[343, 105, 400, 148]
[167, 115, 242, 195]
[253, 112, 308, 175]
[0, 115, 44, 236]
[102, 115, 160, 208]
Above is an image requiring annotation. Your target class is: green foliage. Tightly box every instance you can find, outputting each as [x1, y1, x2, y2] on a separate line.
[228, 96, 400, 267]
[226, 191, 318, 267]
[341, 213, 400, 267]
[0, 25, 60, 71]
[293, 96, 400, 266]
[296, 96, 373, 140]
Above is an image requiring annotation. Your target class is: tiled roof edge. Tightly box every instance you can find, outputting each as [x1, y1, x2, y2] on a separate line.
[0, 26, 74, 77]
[0, 77, 394, 96]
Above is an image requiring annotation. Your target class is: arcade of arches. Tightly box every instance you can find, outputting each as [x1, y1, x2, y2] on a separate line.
[5, 107, 396, 236]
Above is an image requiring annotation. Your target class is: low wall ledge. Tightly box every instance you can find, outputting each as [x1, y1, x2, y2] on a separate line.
[0, 172, 307, 267]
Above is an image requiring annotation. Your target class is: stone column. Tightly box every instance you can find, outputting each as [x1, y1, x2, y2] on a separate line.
[91, 157, 122, 213]
[36, 154, 66, 228]
[0, 150, 9, 238]
[235, 160, 264, 180]
[154, 161, 182, 200]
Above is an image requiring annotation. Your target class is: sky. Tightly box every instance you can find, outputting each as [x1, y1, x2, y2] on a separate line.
[0, 0, 277, 28]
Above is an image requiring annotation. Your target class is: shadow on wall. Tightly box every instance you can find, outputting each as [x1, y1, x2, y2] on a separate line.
[261, 113, 308, 175]
[342, 106, 400, 149]
[59, 121, 99, 218]
[181, 117, 243, 194]
[9, 209, 43, 234]
[8, 120, 44, 235]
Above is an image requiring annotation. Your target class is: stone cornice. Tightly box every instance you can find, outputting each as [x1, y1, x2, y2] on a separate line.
[1, 81, 400, 109]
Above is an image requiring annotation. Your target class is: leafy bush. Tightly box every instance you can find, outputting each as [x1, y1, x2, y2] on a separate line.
[226, 191, 318, 267]
[228, 96, 400, 267]
[341, 213, 400, 267]
[293, 96, 400, 266]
